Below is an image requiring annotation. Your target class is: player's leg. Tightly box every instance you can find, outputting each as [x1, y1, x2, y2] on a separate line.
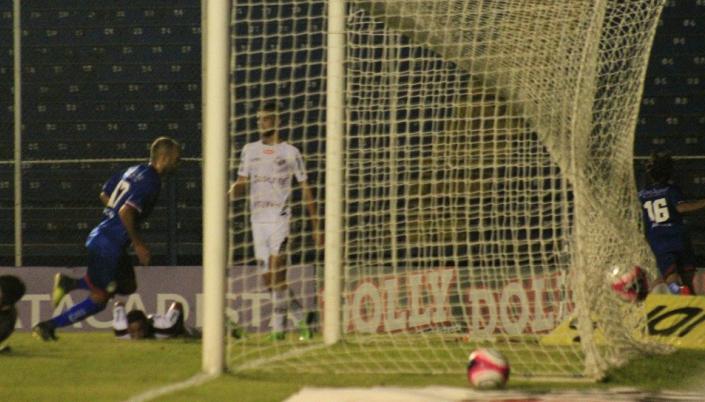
[152, 301, 186, 339]
[33, 245, 115, 341]
[252, 223, 281, 339]
[269, 220, 311, 340]
[269, 252, 288, 340]
[114, 253, 137, 295]
[656, 252, 683, 295]
[268, 221, 296, 339]
[51, 273, 92, 308]
[112, 301, 131, 339]
[677, 246, 696, 295]
[271, 259, 312, 341]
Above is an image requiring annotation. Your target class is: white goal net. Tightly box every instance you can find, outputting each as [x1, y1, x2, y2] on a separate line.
[227, 0, 665, 379]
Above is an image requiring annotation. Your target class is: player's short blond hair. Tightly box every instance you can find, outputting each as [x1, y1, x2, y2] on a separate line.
[150, 137, 180, 162]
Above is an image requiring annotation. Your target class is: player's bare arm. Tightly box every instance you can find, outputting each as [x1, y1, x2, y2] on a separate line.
[99, 192, 110, 207]
[676, 199, 705, 214]
[301, 181, 323, 247]
[118, 204, 151, 265]
[228, 175, 248, 198]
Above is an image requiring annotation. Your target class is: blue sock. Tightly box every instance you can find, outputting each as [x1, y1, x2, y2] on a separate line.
[50, 297, 106, 328]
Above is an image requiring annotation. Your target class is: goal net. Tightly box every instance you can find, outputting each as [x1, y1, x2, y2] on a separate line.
[227, 0, 665, 379]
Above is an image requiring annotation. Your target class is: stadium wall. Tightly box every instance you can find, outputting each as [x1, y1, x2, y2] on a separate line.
[0, 265, 315, 333]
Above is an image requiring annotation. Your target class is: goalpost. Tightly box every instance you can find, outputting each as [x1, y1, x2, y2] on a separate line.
[216, 0, 667, 380]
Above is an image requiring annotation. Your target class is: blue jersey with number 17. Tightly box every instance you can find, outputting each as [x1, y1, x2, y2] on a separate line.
[86, 164, 161, 251]
[638, 183, 687, 254]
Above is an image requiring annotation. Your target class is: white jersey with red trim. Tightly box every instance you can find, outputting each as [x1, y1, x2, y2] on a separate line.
[237, 140, 307, 223]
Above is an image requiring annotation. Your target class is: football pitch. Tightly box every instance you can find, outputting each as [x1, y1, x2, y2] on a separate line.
[1, 333, 705, 401]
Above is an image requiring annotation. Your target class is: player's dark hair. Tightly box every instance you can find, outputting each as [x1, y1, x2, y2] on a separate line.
[0, 276, 25, 307]
[645, 151, 673, 184]
[260, 101, 279, 114]
[127, 309, 148, 325]
[149, 136, 180, 162]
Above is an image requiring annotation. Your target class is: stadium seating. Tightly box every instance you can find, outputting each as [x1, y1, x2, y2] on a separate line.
[0, 1, 704, 265]
[637, 2, 705, 260]
[0, 2, 201, 265]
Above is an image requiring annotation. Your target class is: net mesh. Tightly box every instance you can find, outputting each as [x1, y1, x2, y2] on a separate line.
[227, 0, 666, 379]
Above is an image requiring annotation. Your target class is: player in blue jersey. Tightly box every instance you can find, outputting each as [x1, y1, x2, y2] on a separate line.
[32, 137, 181, 341]
[638, 151, 705, 296]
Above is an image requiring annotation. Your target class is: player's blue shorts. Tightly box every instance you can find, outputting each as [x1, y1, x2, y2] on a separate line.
[654, 248, 696, 279]
[85, 235, 135, 295]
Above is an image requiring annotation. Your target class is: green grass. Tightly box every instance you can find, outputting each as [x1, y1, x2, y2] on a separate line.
[1, 332, 704, 402]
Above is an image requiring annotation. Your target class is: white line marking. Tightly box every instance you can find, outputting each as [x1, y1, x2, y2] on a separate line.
[123, 372, 218, 402]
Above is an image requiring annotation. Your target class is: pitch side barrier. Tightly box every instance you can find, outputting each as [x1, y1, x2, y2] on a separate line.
[0, 265, 314, 332]
[1, 265, 571, 335]
[5, 265, 705, 349]
[543, 292, 705, 349]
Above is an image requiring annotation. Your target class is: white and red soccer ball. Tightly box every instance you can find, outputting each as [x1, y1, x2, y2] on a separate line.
[466, 348, 510, 389]
[610, 265, 649, 302]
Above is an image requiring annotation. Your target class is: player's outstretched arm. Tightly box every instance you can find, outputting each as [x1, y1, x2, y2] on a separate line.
[118, 204, 151, 265]
[301, 181, 323, 247]
[99, 192, 110, 207]
[228, 176, 248, 199]
[676, 198, 705, 214]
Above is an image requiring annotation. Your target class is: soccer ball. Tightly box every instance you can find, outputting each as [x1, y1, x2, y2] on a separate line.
[610, 265, 649, 302]
[466, 348, 510, 389]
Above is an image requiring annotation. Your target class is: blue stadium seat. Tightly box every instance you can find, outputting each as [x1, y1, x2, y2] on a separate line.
[639, 95, 705, 114]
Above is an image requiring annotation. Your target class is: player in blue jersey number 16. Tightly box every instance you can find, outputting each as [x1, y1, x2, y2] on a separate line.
[33, 137, 181, 341]
[638, 151, 705, 296]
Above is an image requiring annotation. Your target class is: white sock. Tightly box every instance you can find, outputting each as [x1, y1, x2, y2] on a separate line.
[288, 287, 304, 325]
[271, 289, 287, 333]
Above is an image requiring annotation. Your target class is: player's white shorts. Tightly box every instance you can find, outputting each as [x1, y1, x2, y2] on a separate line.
[252, 219, 290, 269]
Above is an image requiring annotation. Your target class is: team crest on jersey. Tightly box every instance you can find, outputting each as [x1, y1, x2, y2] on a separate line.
[276, 158, 286, 166]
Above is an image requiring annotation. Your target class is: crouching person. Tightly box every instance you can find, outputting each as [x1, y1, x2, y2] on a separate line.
[0, 275, 26, 351]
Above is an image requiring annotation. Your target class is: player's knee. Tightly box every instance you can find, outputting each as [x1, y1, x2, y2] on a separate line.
[89, 289, 110, 305]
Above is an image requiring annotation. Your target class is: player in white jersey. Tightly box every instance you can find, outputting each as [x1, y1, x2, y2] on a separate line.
[112, 301, 186, 340]
[229, 101, 322, 341]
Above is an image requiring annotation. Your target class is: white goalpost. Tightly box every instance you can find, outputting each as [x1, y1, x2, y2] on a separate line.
[323, 0, 346, 346]
[202, 0, 230, 375]
[218, 0, 667, 381]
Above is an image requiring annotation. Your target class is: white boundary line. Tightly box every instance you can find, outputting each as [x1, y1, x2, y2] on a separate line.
[123, 372, 218, 402]
[123, 343, 328, 401]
